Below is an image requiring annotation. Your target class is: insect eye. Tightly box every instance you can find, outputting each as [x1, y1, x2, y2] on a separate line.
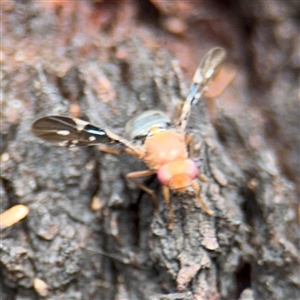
[157, 165, 172, 186]
[185, 159, 198, 179]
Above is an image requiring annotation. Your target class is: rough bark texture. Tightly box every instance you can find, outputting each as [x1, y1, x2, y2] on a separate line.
[1, 1, 299, 300]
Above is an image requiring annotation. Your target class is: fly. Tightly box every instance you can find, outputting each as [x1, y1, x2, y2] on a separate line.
[32, 47, 227, 229]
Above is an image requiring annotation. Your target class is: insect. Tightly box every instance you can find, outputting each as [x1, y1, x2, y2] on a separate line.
[32, 47, 227, 229]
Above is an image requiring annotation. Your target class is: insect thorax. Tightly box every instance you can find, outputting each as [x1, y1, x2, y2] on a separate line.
[143, 130, 188, 170]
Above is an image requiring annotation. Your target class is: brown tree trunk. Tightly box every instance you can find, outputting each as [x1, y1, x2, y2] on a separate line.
[1, 1, 299, 300]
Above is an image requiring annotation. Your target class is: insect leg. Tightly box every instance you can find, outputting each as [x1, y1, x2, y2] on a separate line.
[97, 145, 123, 155]
[126, 169, 156, 178]
[104, 129, 143, 156]
[185, 134, 209, 182]
[125, 147, 145, 159]
[185, 133, 193, 147]
[185, 133, 195, 158]
[126, 170, 158, 210]
[197, 173, 209, 182]
[191, 180, 213, 216]
[172, 101, 184, 125]
[162, 185, 174, 230]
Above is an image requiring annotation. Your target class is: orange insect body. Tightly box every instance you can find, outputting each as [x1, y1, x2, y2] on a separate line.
[140, 127, 198, 191]
[142, 128, 187, 169]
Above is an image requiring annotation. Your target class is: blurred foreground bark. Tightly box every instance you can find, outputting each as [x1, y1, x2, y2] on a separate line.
[1, 1, 299, 300]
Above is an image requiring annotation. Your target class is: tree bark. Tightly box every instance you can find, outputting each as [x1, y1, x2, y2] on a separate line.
[1, 1, 299, 300]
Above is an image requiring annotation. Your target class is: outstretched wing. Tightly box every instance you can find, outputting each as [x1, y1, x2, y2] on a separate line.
[32, 116, 120, 147]
[178, 47, 227, 131]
